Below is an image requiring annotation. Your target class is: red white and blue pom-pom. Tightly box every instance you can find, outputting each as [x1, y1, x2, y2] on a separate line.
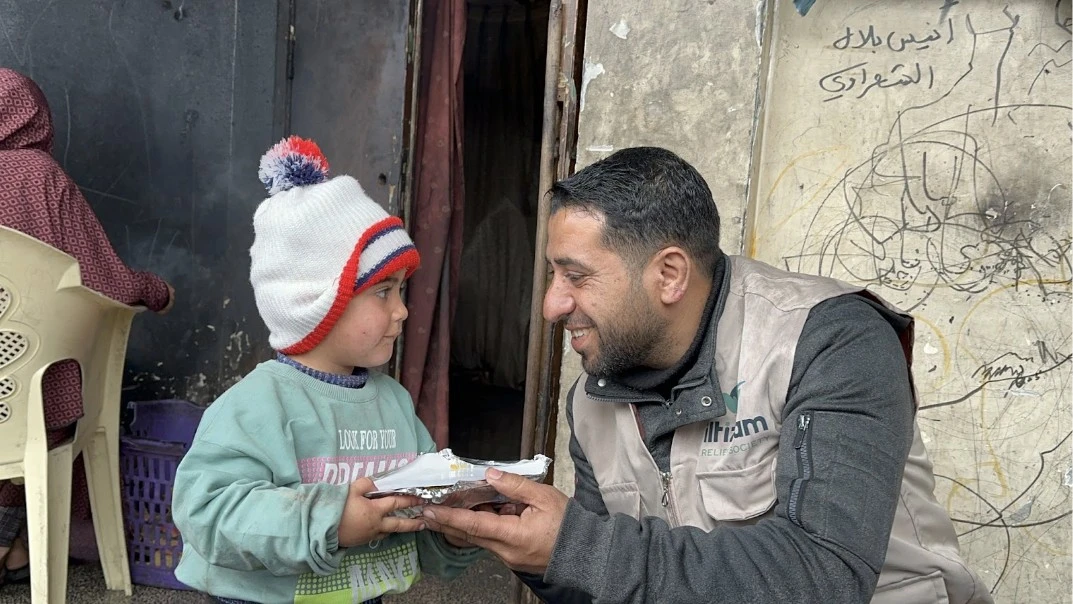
[258, 135, 331, 195]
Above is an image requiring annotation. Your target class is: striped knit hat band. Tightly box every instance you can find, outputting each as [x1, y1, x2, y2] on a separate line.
[353, 217, 420, 294]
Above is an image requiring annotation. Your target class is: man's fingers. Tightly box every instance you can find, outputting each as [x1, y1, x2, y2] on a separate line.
[421, 517, 466, 540]
[499, 503, 527, 516]
[423, 505, 514, 542]
[485, 469, 544, 505]
[379, 516, 427, 534]
[423, 514, 498, 551]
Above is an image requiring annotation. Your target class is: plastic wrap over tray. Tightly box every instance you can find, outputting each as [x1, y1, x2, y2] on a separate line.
[368, 448, 551, 508]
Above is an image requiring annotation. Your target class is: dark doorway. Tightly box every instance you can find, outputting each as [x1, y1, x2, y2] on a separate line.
[448, 0, 549, 461]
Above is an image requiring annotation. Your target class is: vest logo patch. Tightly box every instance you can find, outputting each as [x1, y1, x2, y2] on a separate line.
[703, 415, 770, 443]
[700, 381, 775, 457]
[722, 380, 744, 413]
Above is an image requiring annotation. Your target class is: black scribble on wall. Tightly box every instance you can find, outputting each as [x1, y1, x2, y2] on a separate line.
[923, 340, 1072, 410]
[780, 2, 1071, 599]
[1057, 0, 1072, 35]
[785, 7, 1072, 314]
[936, 431, 1072, 593]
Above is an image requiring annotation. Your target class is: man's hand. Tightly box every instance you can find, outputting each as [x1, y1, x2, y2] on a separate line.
[442, 532, 473, 548]
[338, 477, 426, 548]
[421, 468, 568, 574]
[440, 502, 515, 548]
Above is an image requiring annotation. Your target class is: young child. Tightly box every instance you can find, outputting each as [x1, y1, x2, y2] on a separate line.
[172, 137, 481, 603]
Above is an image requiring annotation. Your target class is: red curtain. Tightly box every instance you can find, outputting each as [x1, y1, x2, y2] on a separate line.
[402, 0, 466, 448]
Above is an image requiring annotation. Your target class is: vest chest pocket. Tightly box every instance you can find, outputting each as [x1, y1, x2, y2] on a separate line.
[696, 456, 778, 522]
[872, 570, 950, 604]
[597, 482, 641, 519]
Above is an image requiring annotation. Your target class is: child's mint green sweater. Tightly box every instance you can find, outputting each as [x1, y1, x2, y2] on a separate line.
[172, 360, 480, 603]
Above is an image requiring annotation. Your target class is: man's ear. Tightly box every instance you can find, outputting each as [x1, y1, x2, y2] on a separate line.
[647, 247, 692, 305]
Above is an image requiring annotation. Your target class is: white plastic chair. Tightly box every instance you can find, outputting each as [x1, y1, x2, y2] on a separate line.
[0, 226, 139, 602]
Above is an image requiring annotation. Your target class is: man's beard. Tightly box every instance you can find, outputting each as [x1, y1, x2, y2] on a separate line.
[578, 297, 667, 378]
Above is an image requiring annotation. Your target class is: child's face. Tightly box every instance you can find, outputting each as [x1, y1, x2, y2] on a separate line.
[319, 269, 410, 370]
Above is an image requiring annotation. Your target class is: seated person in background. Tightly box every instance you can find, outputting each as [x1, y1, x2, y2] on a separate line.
[0, 67, 174, 585]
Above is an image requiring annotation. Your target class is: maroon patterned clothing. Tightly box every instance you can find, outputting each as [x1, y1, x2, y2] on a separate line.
[0, 69, 170, 514]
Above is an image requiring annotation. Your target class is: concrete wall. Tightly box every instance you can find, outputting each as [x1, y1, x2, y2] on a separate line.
[0, 1, 415, 406]
[557, 0, 1071, 601]
[0, 0, 282, 405]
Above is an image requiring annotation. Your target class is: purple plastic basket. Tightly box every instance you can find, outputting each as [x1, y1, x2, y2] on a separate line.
[119, 400, 204, 590]
[126, 399, 203, 447]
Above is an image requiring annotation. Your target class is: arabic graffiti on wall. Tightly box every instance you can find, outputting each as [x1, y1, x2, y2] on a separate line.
[753, 1, 1071, 601]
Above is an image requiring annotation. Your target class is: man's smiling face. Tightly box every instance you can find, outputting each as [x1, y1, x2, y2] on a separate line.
[542, 208, 668, 377]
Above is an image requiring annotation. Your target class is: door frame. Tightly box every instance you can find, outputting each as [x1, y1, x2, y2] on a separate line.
[515, 0, 586, 601]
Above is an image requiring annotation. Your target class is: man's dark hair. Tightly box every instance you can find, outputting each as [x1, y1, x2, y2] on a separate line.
[548, 147, 722, 278]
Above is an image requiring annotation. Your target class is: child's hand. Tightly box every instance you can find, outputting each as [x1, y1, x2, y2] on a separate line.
[338, 477, 426, 548]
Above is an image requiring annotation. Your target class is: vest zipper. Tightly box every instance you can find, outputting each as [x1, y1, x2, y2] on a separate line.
[661, 472, 672, 506]
[660, 471, 681, 527]
[615, 398, 680, 527]
[788, 412, 813, 527]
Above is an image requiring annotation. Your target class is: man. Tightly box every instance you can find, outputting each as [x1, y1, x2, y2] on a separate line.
[422, 147, 991, 603]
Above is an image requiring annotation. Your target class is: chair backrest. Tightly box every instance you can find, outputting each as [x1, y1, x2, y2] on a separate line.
[0, 226, 140, 468]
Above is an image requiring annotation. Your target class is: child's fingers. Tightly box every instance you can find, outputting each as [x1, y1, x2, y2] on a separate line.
[369, 493, 424, 514]
[379, 516, 427, 534]
[350, 477, 378, 495]
[351, 478, 423, 510]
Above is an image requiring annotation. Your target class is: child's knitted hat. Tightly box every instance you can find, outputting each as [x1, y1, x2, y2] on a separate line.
[250, 136, 420, 354]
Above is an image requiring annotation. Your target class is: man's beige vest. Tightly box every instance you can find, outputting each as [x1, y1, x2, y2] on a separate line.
[572, 256, 991, 604]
